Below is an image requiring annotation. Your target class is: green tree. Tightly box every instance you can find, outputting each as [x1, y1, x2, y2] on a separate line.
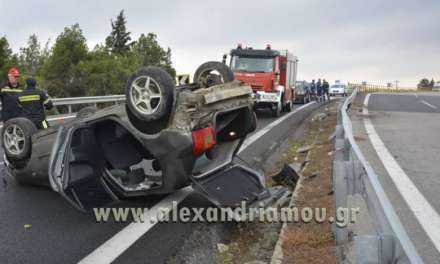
[131, 33, 176, 77]
[0, 36, 17, 82]
[417, 78, 431, 90]
[18, 34, 50, 76]
[77, 32, 177, 97]
[40, 24, 88, 97]
[76, 45, 136, 95]
[0, 37, 12, 71]
[105, 10, 131, 54]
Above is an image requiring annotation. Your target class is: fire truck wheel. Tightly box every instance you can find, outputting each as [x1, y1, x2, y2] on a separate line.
[125, 67, 175, 123]
[194, 61, 235, 88]
[286, 101, 292, 112]
[1, 118, 37, 160]
[272, 102, 282, 117]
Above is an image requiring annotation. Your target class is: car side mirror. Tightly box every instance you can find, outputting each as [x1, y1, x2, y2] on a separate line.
[222, 54, 227, 64]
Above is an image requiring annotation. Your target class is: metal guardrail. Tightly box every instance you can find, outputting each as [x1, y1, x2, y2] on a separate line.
[51, 95, 125, 113]
[0, 94, 126, 123]
[347, 83, 440, 93]
[0, 94, 125, 112]
[333, 89, 423, 263]
[348, 82, 418, 93]
[0, 95, 126, 125]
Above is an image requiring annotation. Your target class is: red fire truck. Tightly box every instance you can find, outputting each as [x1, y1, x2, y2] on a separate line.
[225, 44, 298, 117]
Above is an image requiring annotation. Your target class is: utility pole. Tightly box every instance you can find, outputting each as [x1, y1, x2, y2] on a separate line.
[395, 80, 399, 91]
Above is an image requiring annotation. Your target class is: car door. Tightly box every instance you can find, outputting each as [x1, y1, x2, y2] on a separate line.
[49, 124, 118, 212]
[191, 163, 265, 207]
[191, 161, 289, 211]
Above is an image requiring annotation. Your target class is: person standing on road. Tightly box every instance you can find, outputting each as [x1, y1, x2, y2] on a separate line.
[0, 68, 23, 122]
[323, 79, 329, 102]
[311, 79, 316, 101]
[317, 79, 323, 102]
[18, 78, 53, 129]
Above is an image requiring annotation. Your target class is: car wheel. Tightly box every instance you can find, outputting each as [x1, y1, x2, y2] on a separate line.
[125, 67, 175, 122]
[1, 118, 37, 160]
[193, 61, 235, 88]
[76, 106, 98, 119]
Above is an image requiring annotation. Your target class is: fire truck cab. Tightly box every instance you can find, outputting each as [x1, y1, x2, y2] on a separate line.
[228, 44, 298, 117]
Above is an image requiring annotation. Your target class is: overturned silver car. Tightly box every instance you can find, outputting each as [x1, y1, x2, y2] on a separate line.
[2, 62, 283, 212]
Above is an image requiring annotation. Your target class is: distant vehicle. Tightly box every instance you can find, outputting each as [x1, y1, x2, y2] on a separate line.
[434, 82, 440, 91]
[329, 80, 347, 96]
[226, 44, 298, 117]
[293, 81, 312, 104]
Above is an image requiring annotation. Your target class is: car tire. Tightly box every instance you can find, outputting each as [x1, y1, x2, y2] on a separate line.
[193, 61, 235, 88]
[1, 118, 37, 161]
[125, 67, 175, 123]
[76, 106, 98, 119]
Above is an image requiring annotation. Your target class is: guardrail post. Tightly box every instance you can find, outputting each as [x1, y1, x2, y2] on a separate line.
[346, 160, 364, 196]
[355, 234, 398, 264]
[333, 134, 349, 245]
[343, 138, 351, 161]
[68, 105, 72, 114]
[333, 160, 348, 244]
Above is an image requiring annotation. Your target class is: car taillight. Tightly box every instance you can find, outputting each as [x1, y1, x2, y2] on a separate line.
[192, 127, 216, 156]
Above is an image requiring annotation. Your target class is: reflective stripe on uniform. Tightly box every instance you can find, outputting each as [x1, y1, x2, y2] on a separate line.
[43, 99, 51, 104]
[18, 95, 41, 102]
[1, 88, 23, 93]
[42, 120, 48, 129]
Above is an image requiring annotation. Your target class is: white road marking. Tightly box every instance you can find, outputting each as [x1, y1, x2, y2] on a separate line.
[363, 94, 440, 253]
[79, 101, 317, 263]
[421, 100, 438, 109]
[78, 186, 193, 264]
[239, 101, 315, 151]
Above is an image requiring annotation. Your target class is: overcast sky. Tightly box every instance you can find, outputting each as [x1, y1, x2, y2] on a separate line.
[1, 0, 439, 86]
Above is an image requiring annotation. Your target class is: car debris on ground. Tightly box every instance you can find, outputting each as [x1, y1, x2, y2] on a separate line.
[296, 145, 314, 154]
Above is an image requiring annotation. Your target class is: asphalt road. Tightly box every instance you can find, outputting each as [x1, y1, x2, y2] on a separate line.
[0, 101, 322, 263]
[356, 93, 440, 263]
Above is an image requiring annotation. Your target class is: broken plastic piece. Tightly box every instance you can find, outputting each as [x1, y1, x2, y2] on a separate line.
[272, 163, 301, 188]
[296, 145, 314, 154]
